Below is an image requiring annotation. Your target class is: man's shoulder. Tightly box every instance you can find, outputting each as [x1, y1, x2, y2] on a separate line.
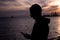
[45, 18, 50, 20]
[42, 17, 50, 20]
[42, 17, 50, 23]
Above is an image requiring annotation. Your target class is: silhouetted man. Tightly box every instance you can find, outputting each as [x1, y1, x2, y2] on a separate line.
[21, 4, 50, 40]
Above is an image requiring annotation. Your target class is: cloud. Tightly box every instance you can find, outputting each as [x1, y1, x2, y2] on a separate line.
[0, 0, 54, 8]
[47, 5, 58, 11]
[42, 5, 58, 13]
[0, 2, 7, 6]
[42, 4, 48, 8]
[0, 0, 31, 11]
[0, 0, 59, 13]
[0, 1, 26, 11]
[0, 1, 21, 6]
[0, 0, 15, 1]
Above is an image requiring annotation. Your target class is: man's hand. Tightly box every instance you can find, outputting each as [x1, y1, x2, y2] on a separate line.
[20, 32, 31, 39]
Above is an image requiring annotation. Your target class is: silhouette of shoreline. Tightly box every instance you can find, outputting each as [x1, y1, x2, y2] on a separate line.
[0, 16, 30, 19]
[43, 15, 60, 17]
[43, 12, 60, 17]
[48, 36, 60, 40]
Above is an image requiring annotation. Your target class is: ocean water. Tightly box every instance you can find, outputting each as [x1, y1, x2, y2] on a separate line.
[0, 17, 60, 40]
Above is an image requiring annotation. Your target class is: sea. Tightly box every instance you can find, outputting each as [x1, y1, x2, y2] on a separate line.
[0, 17, 60, 40]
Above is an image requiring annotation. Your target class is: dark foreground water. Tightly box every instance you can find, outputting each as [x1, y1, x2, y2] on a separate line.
[0, 17, 60, 40]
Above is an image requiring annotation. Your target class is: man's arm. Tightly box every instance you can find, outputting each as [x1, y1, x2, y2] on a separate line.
[20, 32, 31, 39]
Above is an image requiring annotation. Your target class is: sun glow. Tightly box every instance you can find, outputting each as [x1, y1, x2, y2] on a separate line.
[49, 0, 60, 12]
[50, 0, 60, 7]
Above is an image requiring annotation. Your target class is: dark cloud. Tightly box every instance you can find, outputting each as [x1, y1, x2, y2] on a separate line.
[38, 0, 53, 8]
[47, 5, 58, 11]
[24, 1, 31, 5]
[39, 0, 46, 3]
[0, 2, 8, 6]
[0, 10, 29, 17]
[38, 0, 49, 5]
[42, 4, 48, 7]
[0, 0, 15, 1]
[0, 0, 16, 6]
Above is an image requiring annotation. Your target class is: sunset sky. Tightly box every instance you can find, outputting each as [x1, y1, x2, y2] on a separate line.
[0, 0, 60, 16]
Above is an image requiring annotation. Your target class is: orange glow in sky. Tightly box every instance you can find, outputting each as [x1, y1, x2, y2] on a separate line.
[16, 0, 60, 7]
[0, 0, 60, 13]
[50, 0, 60, 7]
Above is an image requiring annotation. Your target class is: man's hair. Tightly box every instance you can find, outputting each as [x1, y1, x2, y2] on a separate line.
[30, 4, 42, 14]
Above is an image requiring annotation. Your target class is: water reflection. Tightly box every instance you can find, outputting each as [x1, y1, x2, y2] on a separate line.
[57, 17, 60, 35]
[48, 17, 60, 39]
[0, 17, 60, 40]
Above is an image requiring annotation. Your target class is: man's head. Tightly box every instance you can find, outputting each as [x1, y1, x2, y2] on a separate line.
[30, 4, 42, 19]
